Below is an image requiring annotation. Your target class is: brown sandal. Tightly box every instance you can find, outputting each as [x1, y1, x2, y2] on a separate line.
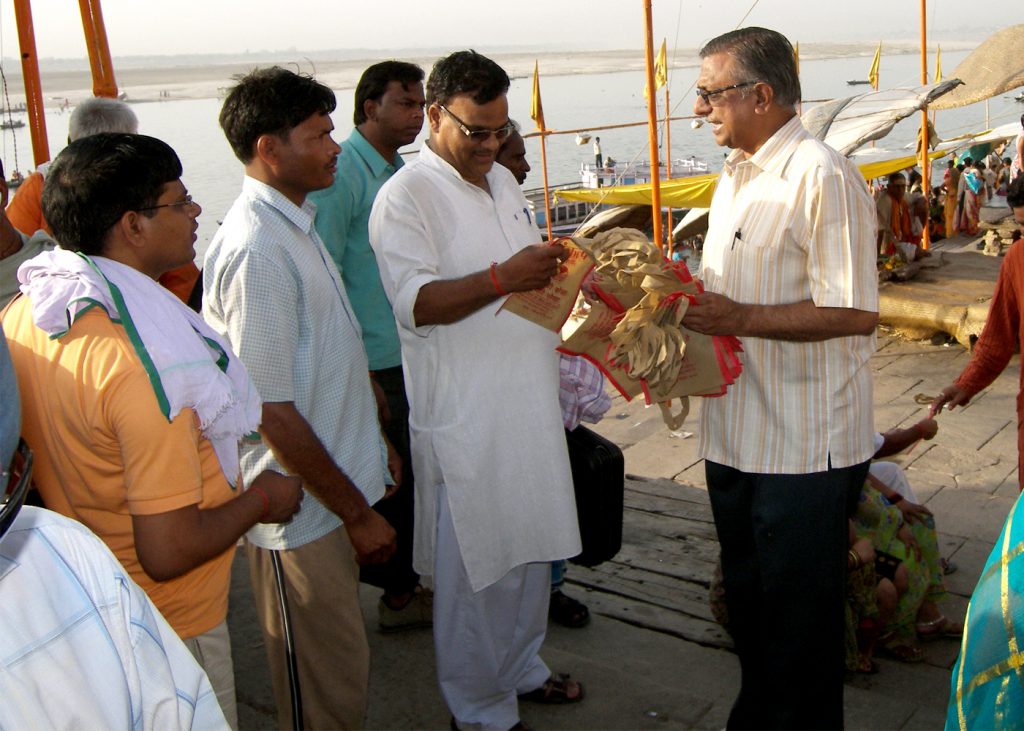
[916, 615, 964, 639]
[518, 673, 585, 704]
[879, 633, 925, 663]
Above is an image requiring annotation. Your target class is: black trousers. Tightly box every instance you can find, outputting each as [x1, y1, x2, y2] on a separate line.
[705, 459, 869, 731]
[360, 366, 419, 595]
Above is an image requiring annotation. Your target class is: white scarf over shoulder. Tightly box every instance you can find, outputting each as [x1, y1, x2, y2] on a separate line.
[18, 249, 261, 486]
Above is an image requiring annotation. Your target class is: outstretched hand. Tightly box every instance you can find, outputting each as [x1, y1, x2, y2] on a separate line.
[930, 384, 971, 417]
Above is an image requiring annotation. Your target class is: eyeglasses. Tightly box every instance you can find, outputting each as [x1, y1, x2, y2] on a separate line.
[438, 105, 515, 143]
[137, 195, 196, 213]
[695, 81, 758, 105]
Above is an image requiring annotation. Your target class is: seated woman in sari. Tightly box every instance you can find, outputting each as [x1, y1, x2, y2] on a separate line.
[853, 466, 962, 662]
[845, 521, 898, 674]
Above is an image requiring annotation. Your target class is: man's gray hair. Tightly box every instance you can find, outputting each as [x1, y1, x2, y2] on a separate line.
[68, 98, 139, 142]
[699, 27, 801, 109]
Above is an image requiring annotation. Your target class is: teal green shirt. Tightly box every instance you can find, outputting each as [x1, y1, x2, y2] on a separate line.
[311, 128, 403, 370]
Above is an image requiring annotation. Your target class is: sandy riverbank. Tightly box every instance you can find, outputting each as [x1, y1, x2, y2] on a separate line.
[3, 40, 978, 107]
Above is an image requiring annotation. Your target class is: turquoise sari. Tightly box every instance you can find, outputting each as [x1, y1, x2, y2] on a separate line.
[946, 492, 1024, 730]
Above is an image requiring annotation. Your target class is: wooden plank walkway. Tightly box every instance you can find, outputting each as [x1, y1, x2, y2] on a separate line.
[567, 477, 730, 650]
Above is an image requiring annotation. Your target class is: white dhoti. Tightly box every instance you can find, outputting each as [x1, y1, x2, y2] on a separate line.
[434, 485, 552, 730]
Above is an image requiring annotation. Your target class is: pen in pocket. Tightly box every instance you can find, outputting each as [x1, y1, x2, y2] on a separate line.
[731, 229, 742, 250]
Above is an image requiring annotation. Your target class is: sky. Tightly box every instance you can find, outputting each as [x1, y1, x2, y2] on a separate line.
[0, 0, 1017, 61]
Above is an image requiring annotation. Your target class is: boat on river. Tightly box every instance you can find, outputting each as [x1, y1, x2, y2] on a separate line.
[528, 156, 709, 235]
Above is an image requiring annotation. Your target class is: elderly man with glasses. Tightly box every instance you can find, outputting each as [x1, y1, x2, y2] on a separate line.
[370, 50, 584, 730]
[681, 28, 878, 730]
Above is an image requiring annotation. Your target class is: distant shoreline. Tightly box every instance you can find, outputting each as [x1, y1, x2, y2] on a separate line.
[2, 41, 978, 108]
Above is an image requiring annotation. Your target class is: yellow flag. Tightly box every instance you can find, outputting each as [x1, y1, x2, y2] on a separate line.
[643, 40, 668, 100]
[935, 45, 943, 83]
[530, 61, 544, 131]
[654, 40, 667, 91]
[794, 41, 800, 76]
[868, 41, 881, 90]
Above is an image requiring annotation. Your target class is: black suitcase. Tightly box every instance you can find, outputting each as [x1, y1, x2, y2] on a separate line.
[564, 425, 624, 567]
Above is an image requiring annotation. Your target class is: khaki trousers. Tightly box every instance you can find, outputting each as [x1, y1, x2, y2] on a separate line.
[182, 620, 238, 730]
[246, 527, 368, 730]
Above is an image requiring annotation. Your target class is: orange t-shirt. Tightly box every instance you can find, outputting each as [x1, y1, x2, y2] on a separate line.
[6, 171, 49, 236]
[158, 262, 202, 305]
[2, 297, 236, 639]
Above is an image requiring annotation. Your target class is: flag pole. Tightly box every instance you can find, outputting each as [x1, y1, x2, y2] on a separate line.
[538, 130, 554, 242]
[664, 84, 673, 244]
[919, 0, 930, 250]
[642, 0, 664, 252]
[531, 61, 554, 241]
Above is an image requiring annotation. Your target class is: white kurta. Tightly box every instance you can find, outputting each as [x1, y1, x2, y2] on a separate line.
[370, 145, 581, 591]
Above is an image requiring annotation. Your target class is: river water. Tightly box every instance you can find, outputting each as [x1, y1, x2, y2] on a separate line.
[0, 49, 1019, 257]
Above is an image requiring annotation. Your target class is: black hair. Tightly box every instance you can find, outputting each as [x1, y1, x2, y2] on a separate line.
[353, 61, 424, 126]
[699, 27, 801, 108]
[1008, 175, 1024, 209]
[219, 66, 336, 164]
[425, 50, 509, 107]
[41, 133, 181, 256]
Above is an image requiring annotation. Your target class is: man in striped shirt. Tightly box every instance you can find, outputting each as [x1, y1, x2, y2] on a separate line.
[682, 27, 878, 730]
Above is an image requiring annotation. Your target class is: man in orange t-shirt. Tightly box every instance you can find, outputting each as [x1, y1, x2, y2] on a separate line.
[2, 133, 302, 729]
[5, 97, 200, 305]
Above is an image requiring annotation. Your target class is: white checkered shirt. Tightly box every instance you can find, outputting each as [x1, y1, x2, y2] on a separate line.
[203, 177, 387, 550]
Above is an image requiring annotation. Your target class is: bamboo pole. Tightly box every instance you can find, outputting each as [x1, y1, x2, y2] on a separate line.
[919, 0, 930, 250]
[12, 0, 49, 167]
[642, 0, 664, 251]
[78, 0, 119, 98]
[539, 129, 554, 241]
[664, 86, 673, 242]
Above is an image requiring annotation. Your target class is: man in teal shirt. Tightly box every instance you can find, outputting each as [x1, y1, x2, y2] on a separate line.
[311, 60, 430, 629]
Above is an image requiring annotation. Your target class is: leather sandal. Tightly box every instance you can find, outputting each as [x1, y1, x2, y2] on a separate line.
[518, 673, 585, 704]
[549, 590, 590, 628]
[879, 633, 925, 663]
[916, 614, 964, 639]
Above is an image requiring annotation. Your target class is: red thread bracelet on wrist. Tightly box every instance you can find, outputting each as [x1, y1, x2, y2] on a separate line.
[489, 261, 507, 296]
[250, 486, 269, 520]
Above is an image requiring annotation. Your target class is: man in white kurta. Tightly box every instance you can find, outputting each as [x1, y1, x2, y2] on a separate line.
[369, 50, 582, 731]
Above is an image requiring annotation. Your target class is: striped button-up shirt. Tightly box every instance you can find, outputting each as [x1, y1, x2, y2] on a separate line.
[0, 507, 226, 728]
[698, 115, 878, 474]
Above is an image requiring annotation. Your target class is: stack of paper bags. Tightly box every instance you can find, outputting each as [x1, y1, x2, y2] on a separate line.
[501, 228, 742, 428]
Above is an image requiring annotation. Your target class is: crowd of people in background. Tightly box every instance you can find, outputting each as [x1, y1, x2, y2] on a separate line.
[1, 25, 1024, 731]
